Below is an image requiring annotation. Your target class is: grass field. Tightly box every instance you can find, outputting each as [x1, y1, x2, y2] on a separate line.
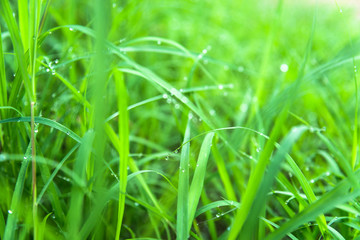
[1, 0, 360, 239]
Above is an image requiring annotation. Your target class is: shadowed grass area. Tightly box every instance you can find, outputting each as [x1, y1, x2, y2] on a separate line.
[1, 0, 360, 239]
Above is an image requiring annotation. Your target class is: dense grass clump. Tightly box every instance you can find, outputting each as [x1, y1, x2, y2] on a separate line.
[1, 0, 360, 239]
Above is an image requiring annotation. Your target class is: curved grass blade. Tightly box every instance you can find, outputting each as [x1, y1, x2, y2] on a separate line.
[195, 200, 240, 218]
[127, 170, 177, 191]
[0, 117, 82, 143]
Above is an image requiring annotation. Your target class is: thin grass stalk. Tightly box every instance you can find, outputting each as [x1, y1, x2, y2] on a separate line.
[351, 58, 358, 169]
[0, 26, 7, 146]
[31, 102, 37, 239]
[176, 120, 190, 239]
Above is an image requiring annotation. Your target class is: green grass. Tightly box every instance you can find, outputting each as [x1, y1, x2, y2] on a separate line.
[1, 0, 360, 239]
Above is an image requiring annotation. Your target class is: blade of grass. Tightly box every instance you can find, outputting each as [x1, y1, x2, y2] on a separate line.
[0, 26, 7, 111]
[240, 126, 308, 239]
[188, 132, 215, 232]
[0, 207, 5, 240]
[36, 143, 80, 205]
[18, 0, 29, 52]
[114, 70, 130, 239]
[176, 119, 191, 240]
[0, 0, 33, 101]
[228, 110, 287, 239]
[3, 142, 34, 239]
[0, 26, 7, 148]
[211, 141, 237, 201]
[37, 212, 51, 240]
[66, 131, 94, 238]
[105, 124, 166, 216]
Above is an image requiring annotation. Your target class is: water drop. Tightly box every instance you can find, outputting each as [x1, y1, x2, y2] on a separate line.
[46, 68, 50, 72]
[196, 164, 199, 167]
[49, 31, 52, 35]
[256, 147, 261, 153]
[162, 94, 168, 99]
[69, 27, 74, 31]
[174, 149, 178, 154]
[249, 156, 253, 160]
[188, 112, 194, 120]
[166, 98, 172, 104]
[180, 96, 188, 104]
[339, 9, 343, 13]
[355, 66, 357, 72]
[112, 3, 116, 8]
[23, 156, 27, 160]
[157, 40, 161, 45]
[182, 169, 185, 173]
[170, 88, 177, 96]
[216, 213, 221, 218]
[240, 103, 248, 112]
[230, 201, 233, 205]
[310, 179, 315, 183]
[134, 202, 139, 207]
[183, 76, 188, 81]
[305, 167, 309, 171]
[66, 131, 70, 135]
[175, 104, 180, 109]
[227, 227, 231, 231]
[237, 66, 244, 72]
[52, 214, 55, 219]
[326, 171, 330, 176]
[209, 109, 216, 116]
[165, 156, 169, 161]
[8, 210, 13, 214]
[34, 129, 38, 133]
[202, 49, 208, 54]
[280, 63, 289, 73]
[218, 85, 224, 90]
[12, 12, 15, 17]
[51, 71, 56, 75]
[54, 59, 59, 64]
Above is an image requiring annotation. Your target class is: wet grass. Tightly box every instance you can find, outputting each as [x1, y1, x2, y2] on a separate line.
[1, 0, 360, 239]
